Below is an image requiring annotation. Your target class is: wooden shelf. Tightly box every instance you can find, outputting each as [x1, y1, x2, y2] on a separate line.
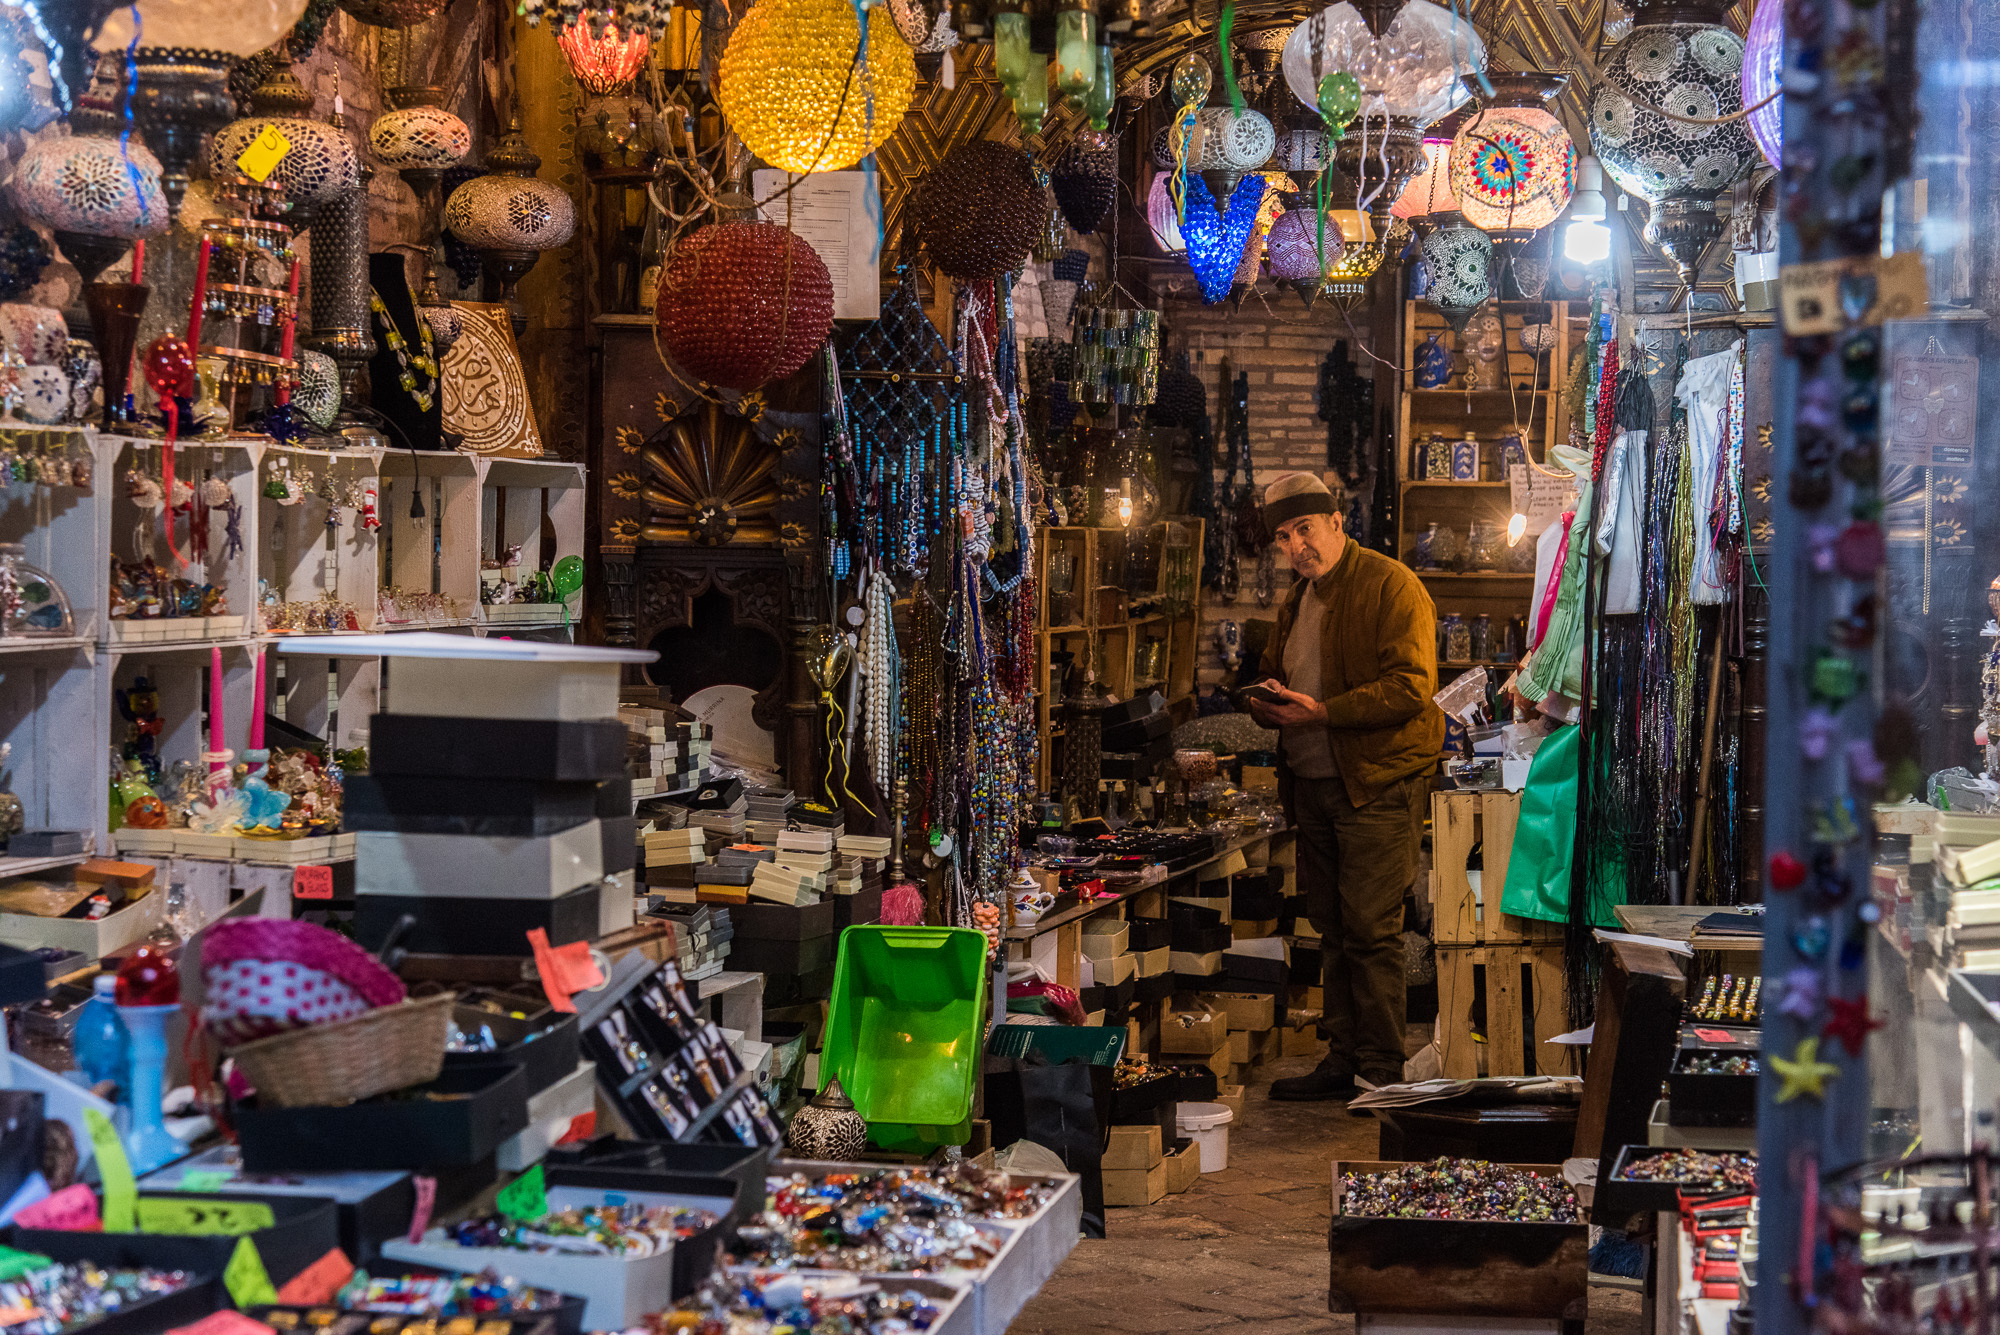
[1440, 660, 1521, 669]
[1401, 480, 1510, 489]
[1412, 570, 1535, 580]
[1408, 388, 1555, 399]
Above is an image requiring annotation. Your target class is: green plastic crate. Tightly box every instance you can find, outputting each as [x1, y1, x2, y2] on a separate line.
[822, 926, 990, 1144]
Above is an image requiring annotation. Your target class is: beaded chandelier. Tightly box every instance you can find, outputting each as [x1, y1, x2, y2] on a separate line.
[718, 0, 916, 175]
[557, 11, 652, 98]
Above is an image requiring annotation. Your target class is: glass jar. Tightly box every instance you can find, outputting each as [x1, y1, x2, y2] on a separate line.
[1442, 614, 1471, 663]
[1451, 431, 1480, 481]
[1469, 613, 1491, 661]
[1466, 520, 1498, 570]
[1425, 432, 1454, 480]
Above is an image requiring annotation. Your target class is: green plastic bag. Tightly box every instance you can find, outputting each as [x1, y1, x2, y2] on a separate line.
[1500, 723, 1589, 925]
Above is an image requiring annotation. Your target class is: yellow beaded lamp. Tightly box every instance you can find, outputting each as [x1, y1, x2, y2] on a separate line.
[718, 0, 916, 174]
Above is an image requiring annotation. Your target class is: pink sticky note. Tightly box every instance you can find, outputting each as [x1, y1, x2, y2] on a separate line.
[169, 1312, 278, 1335]
[15, 1184, 100, 1232]
[406, 1176, 436, 1243]
[1692, 1028, 1737, 1043]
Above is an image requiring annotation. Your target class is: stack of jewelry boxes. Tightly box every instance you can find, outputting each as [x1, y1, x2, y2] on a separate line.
[284, 636, 652, 958]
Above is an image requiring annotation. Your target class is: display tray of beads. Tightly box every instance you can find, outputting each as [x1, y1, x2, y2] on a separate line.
[1599, 1145, 1758, 1221]
[1327, 1159, 1588, 1321]
[713, 1270, 978, 1335]
[1664, 1049, 1760, 1128]
[379, 1178, 736, 1331]
[727, 1162, 1082, 1335]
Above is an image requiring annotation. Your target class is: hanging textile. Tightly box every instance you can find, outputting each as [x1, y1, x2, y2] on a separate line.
[1520, 446, 1594, 708]
[1594, 355, 1657, 616]
[1674, 341, 1742, 606]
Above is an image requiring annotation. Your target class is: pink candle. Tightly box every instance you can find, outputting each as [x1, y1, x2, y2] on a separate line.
[185, 237, 211, 348]
[208, 647, 224, 753]
[248, 647, 265, 751]
[130, 240, 144, 286]
[275, 258, 300, 406]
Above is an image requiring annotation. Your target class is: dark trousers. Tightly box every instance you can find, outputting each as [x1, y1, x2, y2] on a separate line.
[1293, 772, 1425, 1078]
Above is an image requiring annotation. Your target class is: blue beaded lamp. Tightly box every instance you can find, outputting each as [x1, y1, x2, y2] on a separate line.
[1179, 174, 1266, 305]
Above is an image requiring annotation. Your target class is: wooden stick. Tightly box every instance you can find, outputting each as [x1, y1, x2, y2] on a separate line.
[1684, 623, 1730, 904]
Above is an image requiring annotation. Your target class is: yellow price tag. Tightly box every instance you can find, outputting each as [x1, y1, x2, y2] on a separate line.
[224, 1236, 279, 1309]
[235, 126, 292, 184]
[137, 1197, 277, 1236]
[82, 1109, 135, 1233]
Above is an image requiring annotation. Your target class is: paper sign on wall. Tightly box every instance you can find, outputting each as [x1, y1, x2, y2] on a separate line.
[1507, 465, 1579, 538]
[751, 170, 882, 321]
[1885, 348, 1978, 467]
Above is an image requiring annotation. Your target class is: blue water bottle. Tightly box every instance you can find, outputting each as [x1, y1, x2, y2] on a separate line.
[73, 975, 130, 1099]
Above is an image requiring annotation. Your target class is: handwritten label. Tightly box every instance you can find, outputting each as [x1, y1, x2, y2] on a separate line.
[494, 1165, 546, 1222]
[405, 1176, 436, 1243]
[83, 1109, 135, 1233]
[178, 1170, 235, 1192]
[168, 1312, 278, 1335]
[292, 866, 333, 900]
[137, 1196, 276, 1236]
[0, 1249, 50, 1282]
[1692, 1028, 1737, 1043]
[274, 1248, 353, 1305]
[224, 1236, 278, 1309]
[13, 1185, 99, 1233]
[1778, 251, 1928, 335]
[234, 126, 292, 184]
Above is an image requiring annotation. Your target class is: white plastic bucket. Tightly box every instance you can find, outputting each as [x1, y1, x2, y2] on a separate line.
[1176, 1101, 1234, 1173]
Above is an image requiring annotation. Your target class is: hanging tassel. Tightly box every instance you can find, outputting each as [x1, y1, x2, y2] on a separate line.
[882, 773, 925, 925]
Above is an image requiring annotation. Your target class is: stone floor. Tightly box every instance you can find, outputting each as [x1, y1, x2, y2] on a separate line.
[1008, 1048, 1644, 1335]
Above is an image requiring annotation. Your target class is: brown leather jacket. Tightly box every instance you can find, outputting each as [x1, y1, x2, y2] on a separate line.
[1259, 541, 1446, 808]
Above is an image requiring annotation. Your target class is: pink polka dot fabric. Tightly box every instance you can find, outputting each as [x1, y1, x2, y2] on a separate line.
[202, 959, 372, 1045]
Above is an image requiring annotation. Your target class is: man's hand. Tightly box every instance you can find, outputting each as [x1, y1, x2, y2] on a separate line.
[1250, 684, 1327, 728]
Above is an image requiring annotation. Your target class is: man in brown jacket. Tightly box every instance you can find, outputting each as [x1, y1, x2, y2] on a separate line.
[1248, 473, 1444, 1099]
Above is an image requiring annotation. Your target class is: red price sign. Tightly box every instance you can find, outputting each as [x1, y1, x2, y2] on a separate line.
[292, 865, 334, 900]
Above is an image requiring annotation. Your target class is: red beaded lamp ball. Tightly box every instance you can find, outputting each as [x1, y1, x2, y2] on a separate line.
[654, 222, 834, 391]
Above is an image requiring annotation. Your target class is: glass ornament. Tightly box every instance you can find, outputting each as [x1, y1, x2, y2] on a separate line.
[368, 99, 471, 172]
[1055, 9, 1097, 96]
[1391, 137, 1458, 224]
[718, 0, 917, 175]
[1170, 54, 1213, 106]
[1318, 71, 1362, 131]
[1014, 54, 1051, 134]
[1266, 207, 1346, 282]
[557, 11, 652, 97]
[91, 0, 308, 56]
[1449, 80, 1577, 236]
[996, 13, 1032, 92]
[1146, 171, 1186, 256]
[655, 222, 834, 391]
[1590, 21, 1755, 203]
[911, 140, 1050, 281]
[10, 130, 168, 239]
[1179, 174, 1266, 304]
[293, 350, 340, 430]
[1282, 1, 1485, 128]
[443, 135, 577, 252]
[1052, 143, 1118, 234]
[209, 67, 360, 210]
[1085, 45, 1116, 131]
[0, 544, 73, 638]
[1742, 0, 1781, 168]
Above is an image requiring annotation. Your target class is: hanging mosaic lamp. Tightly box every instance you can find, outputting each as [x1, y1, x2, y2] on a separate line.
[443, 121, 578, 334]
[370, 86, 470, 238]
[1180, 173, 1266, 305]
[557, 10, 654, 98]
[1273, 116, 1332, 194]
[10, 125, 168, 255]
[210, 65, 361, 216]
[1051, 142, 1118, 235]
[1196, 105, 1277, 205]
[1390, 137, 1457, 233]
[1449, 73, 1576, 246]
[655, 221, 834, 391]
[1420, 211, 1492, 332]
[719, 0, 916, 174]
[911, 139, 1049, 281]
[1319, 208, 1391, 308]
[1589, 0, 1757, 279]
[1266, 205, 1346, 305]
[1146, 171, 1187, 256]
[1741, 0, 1782, 169]
[413, 261, 464, 356]
[1282, 1, 1483, 236]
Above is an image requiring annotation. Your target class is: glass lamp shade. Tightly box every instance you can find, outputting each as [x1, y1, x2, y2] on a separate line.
[1742, 0, 1781, 168]
[718, 0, 916, 175]
[1392, 138, 1458, 224]
[1196, 106, 1277, 171]
[91, 0, 308, 55]
[1180, 173, 1266, 304]
[655, 221, 834, 391]
[1147, 171, 1186, 255]
[1282, 1, 1485, 128]
[444, 174, 576, 251]
[1421, 213, 1492, 330]
[368, 102, 471, 172]
[210, 71, 360, 209]
[1266, 206, 1346, 281]
[1449, 101, 1576, 236]
[557, 12, 652, 97]
[1589, 22, 1756, 204]
[418, 302, 464, 354]
[1274, 122, 1332, 180]
[10, 131, 168, 239]
[293, 350, 340, 430]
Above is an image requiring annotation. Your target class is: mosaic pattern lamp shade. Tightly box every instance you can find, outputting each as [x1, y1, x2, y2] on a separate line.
[1590, 20, 1755, 204]
[1266, 207, 1346, 282]
[557, 12, 652, 97]
[369, 101, 471, 172]
[718, 0, 916, 174]
[443, 128, 577, 252]
[1421, 213, 1492, 330]
[10, 132, 168, 238]
[210, 69, 359, 208]
[911, 140, 1049, 281]
[91, 0, 307, 55]
[1196, 106, 1276, 172]
[1281, 1, 1485, 127]
[1147, 171, 1186, 256]
[1449, 81, 1576, 236]
[293, 350, 340, 429]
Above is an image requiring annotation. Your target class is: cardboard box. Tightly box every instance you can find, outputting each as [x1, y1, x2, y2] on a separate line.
[1160, 1010, 1228, 1055]
[357, 822, 604, 899]
[1091, 952, 1136, 986]
[1229, 1062, 1256, 1086]
[1133, 946, 1170, 978]
[1169, 949, 1222, 976]
[1217, 1083, 1245, 1120]
[1198, 1046, 1231, 1079]
[1102, 1161, 1168, 1207]
[1232, 918, 1278, 940]
[1228, 1026, 1280, 1066]
[1282, 1022, 1322, 1057]
[1082, 921, 1130, 959]
[1104, 1123, 1164, 1171]
[1199, 991, 1275, 1032]
[74, 859, 156, 890]
[1164, 1138, 1201, 1194]
[0, 886, 160, 955]
[1289, 984, 1325, 1009]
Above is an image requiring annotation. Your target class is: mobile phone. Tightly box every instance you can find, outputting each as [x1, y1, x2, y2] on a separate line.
[1241, 683, 1286, 706]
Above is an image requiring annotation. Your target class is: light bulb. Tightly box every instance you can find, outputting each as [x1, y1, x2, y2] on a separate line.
[1563, 217, 1610, 265]
[1569, 157, 1607, 223]
[1506, 513, 1527, 546]
[1119, 480, 1134, 527]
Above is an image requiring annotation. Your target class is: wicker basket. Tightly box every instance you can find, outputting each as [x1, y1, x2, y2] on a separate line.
[227, 992, 455, 1108]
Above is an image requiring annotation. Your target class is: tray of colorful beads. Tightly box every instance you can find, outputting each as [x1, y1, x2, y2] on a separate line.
[658, 1270, 975, 1335]
[251, 1269, 585, 1335]
[1666, 1050, 1760, 1128]
[1328, 1160, 1587, 1322]
[1601, 1146, 1759, 1218]
[0, 1258, 217, 1335]
[380, 1176, 730, 1332]
[725, 1163, 1080, 1335]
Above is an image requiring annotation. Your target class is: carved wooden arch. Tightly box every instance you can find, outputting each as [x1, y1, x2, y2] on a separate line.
[633, 550, 792, 737]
